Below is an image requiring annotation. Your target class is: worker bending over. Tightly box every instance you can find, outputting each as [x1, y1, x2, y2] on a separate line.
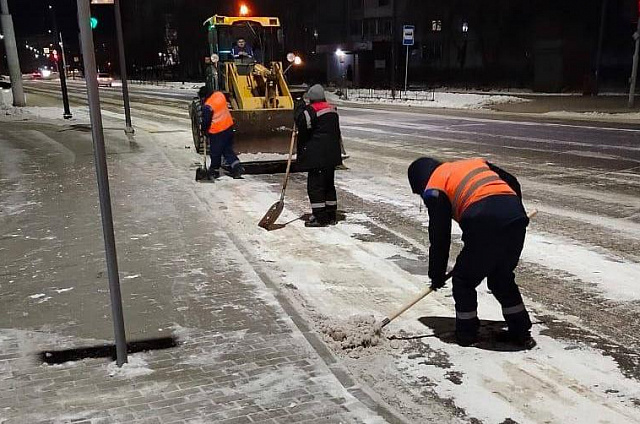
[408, 157, 534, 348]
[201, 88, 244, 179]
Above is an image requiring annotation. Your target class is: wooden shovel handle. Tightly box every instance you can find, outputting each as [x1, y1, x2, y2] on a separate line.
[280, 126, 297, 201]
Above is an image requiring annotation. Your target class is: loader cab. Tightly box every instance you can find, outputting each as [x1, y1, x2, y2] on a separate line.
[205, 16, 284, 89]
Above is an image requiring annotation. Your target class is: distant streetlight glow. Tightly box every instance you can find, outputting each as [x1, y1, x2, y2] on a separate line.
[0, 34, 4, 40]
[239, 4, 249, 16]
[335, 48, 345, 57]
[462, 22, 469, 33]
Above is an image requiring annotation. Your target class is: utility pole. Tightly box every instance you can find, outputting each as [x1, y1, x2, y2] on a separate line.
[49, 4, 72, 119]
[594, 0, 608, 95]
[0, 0, 25, 106]
[76, 0, 128, 367]
[390, 0, 398, 99]
[113, 0, 134, 134]
[629, 14, 640, 108]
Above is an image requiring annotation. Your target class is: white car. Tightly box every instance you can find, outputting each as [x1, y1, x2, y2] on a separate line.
[97, 73, 113, 87]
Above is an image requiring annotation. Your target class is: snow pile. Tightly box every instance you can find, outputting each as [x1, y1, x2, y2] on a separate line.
[319, 314, 382, 351]
[106, 354, 153, 378]
[341, 89, 528, 110]
[1, 87, 13, 108]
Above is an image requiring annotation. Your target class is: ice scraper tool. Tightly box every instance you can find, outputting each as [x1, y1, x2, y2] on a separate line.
[258, 126, 297, 230]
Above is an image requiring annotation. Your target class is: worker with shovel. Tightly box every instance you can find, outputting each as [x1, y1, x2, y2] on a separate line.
[200, 87, 244, 180]
[408, 157, 534, 348]
[294, 84, 343, 227]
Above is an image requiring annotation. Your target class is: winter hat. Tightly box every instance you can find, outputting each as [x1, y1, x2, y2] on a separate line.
[408, 157, 443, 194]
[304, 84, 326, 102]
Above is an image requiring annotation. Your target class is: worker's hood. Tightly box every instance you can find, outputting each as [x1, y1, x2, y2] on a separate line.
[408, 157, 443, 194]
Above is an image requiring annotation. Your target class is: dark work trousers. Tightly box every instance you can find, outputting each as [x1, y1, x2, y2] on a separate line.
[452, 221, 532, 338]
[208, 127, 240, 172]
[307, 167, 337, 222]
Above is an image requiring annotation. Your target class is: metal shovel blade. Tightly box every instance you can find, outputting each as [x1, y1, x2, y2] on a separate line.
[258, 200, 284, 230]
[195, 167, 208, 181]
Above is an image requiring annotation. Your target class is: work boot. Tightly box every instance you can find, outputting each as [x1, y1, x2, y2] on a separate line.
[305, 214, 328, 228]
[327, 210, 337, 225]
[208, 168, 220, 180]
[455, 331, 479, 347]
[231, 165, 244, 179]
[495, 330, 536, 350]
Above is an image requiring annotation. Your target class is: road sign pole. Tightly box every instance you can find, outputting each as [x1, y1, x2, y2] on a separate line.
[404, 45, 409, 93]
[0, 0, 26, 106]
[402, 25, 414, 94]
[77, 0, 128, 367]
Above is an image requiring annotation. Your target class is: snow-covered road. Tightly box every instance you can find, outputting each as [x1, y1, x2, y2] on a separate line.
[5, 89, 640, 423]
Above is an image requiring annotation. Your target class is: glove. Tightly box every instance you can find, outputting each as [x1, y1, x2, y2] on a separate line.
[430, 277, 446, 291]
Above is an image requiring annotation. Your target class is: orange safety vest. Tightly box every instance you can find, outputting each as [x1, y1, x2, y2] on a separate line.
[205, 92, 234, 134]
[426, 158, 516, 221]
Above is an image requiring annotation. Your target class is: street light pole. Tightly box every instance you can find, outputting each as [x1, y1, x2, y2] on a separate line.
[76, 0, 128, 367]
[0, 0, 26, 106]
[113, 0, 134, 134]
[594, 0, 608, 95]
[629, 16, 640, 108]
[390, 0, 398, 99]
[49, 4, 72, 119]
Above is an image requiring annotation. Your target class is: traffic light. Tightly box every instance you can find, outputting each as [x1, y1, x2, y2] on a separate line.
[90, 17, 98, 29]
[52, 49, 59, 62]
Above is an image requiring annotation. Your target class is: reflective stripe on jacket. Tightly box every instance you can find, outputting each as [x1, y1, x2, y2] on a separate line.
[205, 92, 234, 135]
[426, 158, 516, 221]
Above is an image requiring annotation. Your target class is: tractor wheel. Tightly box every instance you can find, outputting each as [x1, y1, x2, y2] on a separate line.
[189, 97, 208, 155]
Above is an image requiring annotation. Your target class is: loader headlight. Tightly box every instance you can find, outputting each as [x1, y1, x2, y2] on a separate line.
[211, 54, 220, 64]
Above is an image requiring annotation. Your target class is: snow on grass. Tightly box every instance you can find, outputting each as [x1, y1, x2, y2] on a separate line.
[543, 110, 640, 121]
[337, 90, 528, 110]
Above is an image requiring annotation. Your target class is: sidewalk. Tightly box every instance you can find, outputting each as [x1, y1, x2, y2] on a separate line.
[0, 109, 392, 423]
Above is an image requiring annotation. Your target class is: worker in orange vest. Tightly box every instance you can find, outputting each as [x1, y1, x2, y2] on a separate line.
[201, 88, 243, 179]
[408, 157, 534, 349]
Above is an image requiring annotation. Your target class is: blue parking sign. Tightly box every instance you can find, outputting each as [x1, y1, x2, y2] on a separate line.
[403, 25, 415, 46]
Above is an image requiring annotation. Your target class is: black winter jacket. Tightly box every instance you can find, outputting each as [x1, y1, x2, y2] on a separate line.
[294, 101, 343, 171]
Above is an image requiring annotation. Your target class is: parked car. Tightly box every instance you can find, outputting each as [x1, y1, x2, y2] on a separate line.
[97, 73, 113, 87]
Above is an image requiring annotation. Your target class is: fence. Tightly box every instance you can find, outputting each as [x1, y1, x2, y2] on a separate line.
[343, 88, 435, 102]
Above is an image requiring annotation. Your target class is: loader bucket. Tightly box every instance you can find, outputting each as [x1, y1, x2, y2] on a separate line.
[230, 109, 294, 154]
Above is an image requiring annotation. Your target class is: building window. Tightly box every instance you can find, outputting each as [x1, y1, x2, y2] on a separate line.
[431, 20, 442, 32]
[380, 18, 392, 35]
[350, 20, 363, 36]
